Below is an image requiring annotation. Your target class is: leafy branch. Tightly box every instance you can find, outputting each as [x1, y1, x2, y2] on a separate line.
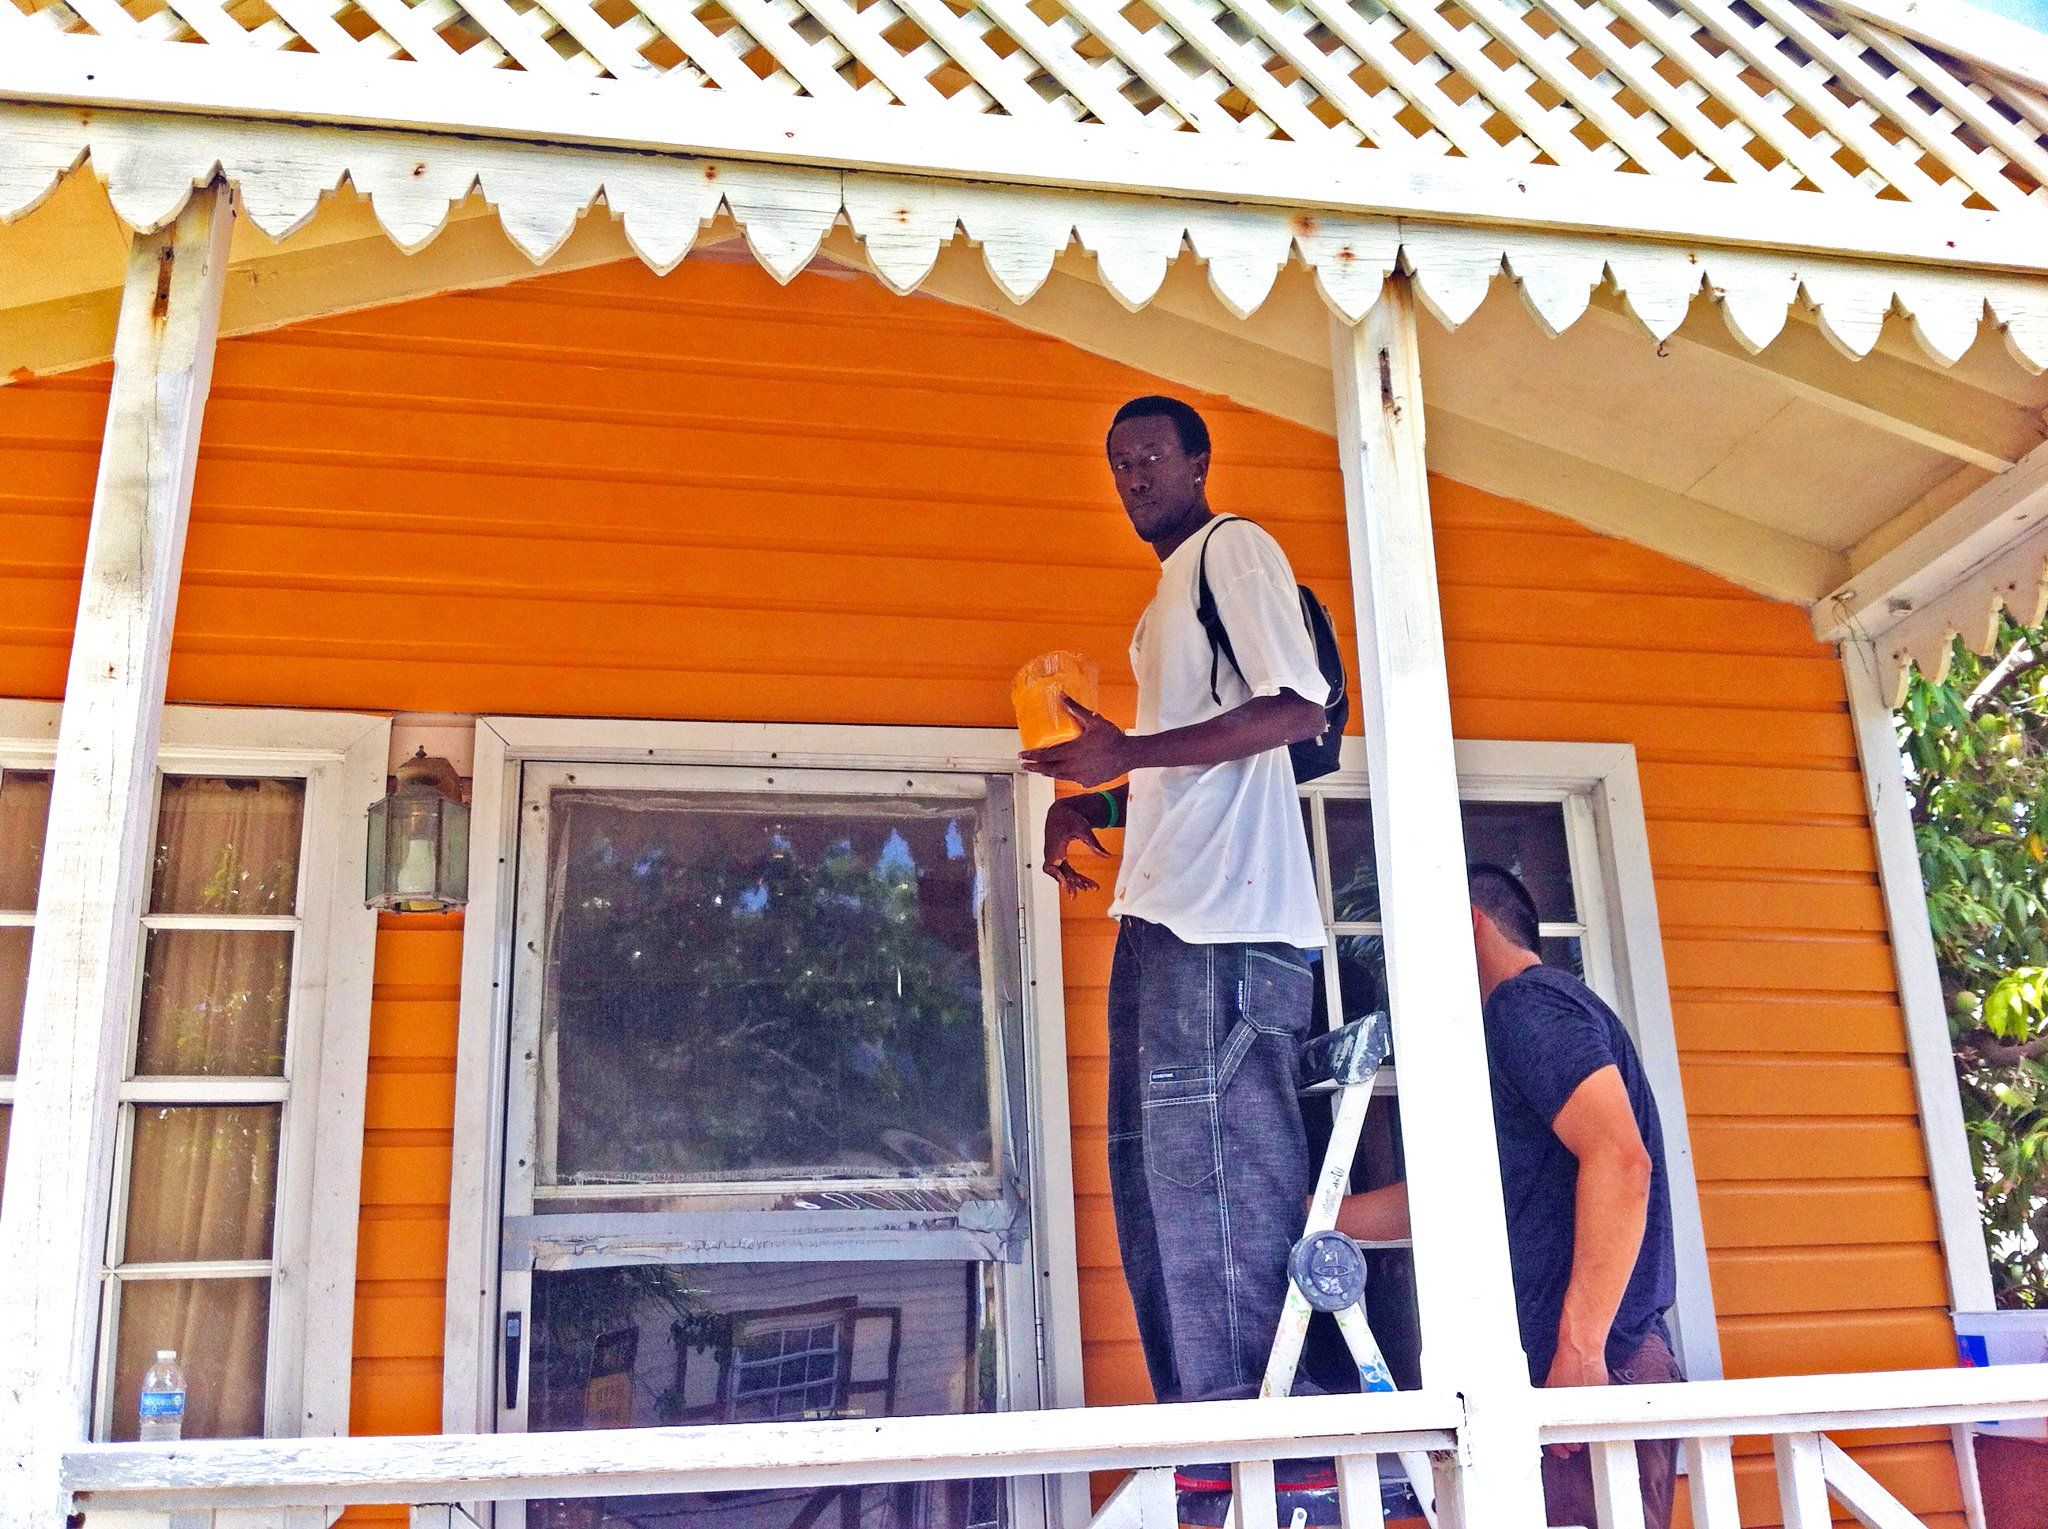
[1899, 615, 2048, 1309]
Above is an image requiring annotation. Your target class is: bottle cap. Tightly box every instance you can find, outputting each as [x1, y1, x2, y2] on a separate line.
[157, 1350, 176, 1360]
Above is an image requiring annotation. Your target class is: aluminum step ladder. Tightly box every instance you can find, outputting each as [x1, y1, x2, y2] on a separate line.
[1090, 1011, 1438, 1529]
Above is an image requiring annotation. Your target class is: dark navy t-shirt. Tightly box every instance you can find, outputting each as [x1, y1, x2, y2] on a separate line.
[1483, 964, 1677, 1382]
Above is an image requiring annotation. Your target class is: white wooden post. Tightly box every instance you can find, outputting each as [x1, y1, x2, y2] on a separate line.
[1839, 637, 1997, 1313]
[1771, 1433, 1832, 1529]
[1841, 636, 1996, 1529]
[1329, 279, 1546, 1527]
[0, 183, 234, 1528]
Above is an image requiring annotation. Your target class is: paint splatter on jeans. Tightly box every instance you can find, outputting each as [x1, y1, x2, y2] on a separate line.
[1106, 916, 1316, 1404]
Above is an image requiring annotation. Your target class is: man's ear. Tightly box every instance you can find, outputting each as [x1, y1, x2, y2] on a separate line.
[1193, 449, 1212, 484]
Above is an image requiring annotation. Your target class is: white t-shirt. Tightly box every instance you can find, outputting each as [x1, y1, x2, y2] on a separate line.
[1107, 517, 1330, 949]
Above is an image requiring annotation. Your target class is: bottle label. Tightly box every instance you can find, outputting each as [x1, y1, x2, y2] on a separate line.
[139, 1390, 186, 1418]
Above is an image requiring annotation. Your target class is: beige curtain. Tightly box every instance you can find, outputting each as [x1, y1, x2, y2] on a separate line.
[0, 768, 51, 912]
[116, 775, 304, 1439]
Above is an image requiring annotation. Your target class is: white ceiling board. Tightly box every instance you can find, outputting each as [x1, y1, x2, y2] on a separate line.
[1418, 286, 1793, 498]
[1685, 395, 1965, 549]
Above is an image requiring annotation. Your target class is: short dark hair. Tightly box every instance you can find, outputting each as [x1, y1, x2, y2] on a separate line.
[1108, 395, 1211, 457]
[1468, 862, 1542, 954]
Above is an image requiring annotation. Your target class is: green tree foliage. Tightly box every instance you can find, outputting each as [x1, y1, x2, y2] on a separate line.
[1899, 614, 2048, 1306]
[548, 800, 994, 1186]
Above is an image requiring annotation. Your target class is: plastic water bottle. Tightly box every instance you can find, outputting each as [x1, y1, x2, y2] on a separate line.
[139, 1350, 186, 1442]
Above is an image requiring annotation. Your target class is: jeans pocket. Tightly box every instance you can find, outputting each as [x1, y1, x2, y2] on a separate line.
[1245, 948, 1314, 1037]
[1215, 949, 1313, 1094]
[1142, 1094, 1220, 1190]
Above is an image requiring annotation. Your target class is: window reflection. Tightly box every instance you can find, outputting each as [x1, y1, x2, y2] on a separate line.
[541, 792, 998, 1191]
[529, 1261, 1004, 1529]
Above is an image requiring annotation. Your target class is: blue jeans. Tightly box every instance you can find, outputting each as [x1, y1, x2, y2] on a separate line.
[1107, 917, 1317, 1404]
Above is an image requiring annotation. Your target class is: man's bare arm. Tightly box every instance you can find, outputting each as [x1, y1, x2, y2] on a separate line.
[1021, 693, 1323, 788]
[1334, 1182, 1409, 1243]
[1548, 1066, 1653, 1391]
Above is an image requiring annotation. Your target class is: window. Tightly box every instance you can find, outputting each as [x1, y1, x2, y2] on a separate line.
[729, 1314, 846, 1422]
[0, 763, 54, 1213]
[498, 755, 1064, 1529]
[0, 703, 386, 1443]
[1296, 743, 1719, 1384]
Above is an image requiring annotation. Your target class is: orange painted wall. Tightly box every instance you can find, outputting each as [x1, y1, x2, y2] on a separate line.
[0, 258, 1961, 1524]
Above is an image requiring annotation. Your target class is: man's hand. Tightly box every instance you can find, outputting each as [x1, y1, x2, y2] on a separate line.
[1041, 796, 1110, 895]
[1021, 697, 1135, 788]
[1541, 1338, 1610, 1455]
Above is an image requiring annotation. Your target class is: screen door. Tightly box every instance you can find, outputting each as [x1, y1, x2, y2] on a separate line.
[496, 762, 1047, 1529]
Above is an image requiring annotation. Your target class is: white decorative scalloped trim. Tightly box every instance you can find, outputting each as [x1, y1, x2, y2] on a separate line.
[1880, 531, 2048, 698]
[9, 104, 2048, 374]
[9, 102, 2048, 688]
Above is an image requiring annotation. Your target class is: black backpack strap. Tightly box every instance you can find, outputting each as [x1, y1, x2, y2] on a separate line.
[1193, 515, 1248, 704]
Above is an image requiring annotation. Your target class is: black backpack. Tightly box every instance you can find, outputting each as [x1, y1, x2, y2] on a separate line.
[1193, 516, 1350, 783]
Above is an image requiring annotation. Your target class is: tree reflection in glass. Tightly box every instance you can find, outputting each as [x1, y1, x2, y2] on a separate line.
[542, 793, 997, 1190]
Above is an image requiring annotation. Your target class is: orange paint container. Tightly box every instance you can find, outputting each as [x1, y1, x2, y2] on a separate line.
[1012, 651, 1100, 750]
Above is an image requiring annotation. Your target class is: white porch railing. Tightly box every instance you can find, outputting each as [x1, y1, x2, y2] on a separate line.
[57, 1364, 2048, 1529]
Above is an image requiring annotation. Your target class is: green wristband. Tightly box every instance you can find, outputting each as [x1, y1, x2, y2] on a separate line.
[1097, 789, 1121, 829]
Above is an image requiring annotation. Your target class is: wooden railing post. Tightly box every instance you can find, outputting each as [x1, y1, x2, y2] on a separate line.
[0, 182, 233, 1529]
[1329, 279, 1546, 1527]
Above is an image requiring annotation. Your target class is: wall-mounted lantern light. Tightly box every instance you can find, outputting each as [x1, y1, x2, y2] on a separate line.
[366, 748, 470, 912]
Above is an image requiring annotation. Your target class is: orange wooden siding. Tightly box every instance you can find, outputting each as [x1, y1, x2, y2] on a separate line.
[0, 258, 1960, 1524]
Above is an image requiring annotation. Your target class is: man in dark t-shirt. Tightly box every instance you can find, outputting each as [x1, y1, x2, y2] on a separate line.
[1337, 862, 1684, 1529]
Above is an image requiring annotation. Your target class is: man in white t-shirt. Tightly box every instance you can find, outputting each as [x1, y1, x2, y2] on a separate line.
[1021, 395, 1332, 1417]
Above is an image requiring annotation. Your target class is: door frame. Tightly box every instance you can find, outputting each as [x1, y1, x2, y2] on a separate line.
[440, 718, 1087, 1523]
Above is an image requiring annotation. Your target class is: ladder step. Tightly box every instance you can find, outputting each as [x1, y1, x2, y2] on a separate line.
[1299, 1011, 1391, 1091]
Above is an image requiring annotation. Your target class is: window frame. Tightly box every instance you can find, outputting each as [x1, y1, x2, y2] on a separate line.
[0, 699, 388, 1441]
[441, 718, 1089, 1527]
[1300, 735, 1723, 1382]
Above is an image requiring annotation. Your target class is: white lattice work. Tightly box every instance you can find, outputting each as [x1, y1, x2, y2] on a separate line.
[5, 0, 2047, 211]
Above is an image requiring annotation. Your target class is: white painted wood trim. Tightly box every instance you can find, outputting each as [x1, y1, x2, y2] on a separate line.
[53, 1361, 2048, 1514]
[1680, 1436, 1740, 1529]
[1531, 1360, 2048, 1441]
[0, 181, 232, 1529]
[8, 48, 2048, 280]
[1839, 638, 1998, 1313]
[1018, 766, 1091, 1529]
[1824, 0, 2048, 100]
[8, 94, 2048, 375]
[65, 1385, 1465, 1511]
[1329, 281, 1546, 1524]
[1583, 749, 1723, 1380]
[1813, 441, 2048, 674]
[1774, 1432, 1832, 1529]
[439, 717, 514, 1438]
[1818, 1437, 1928, 1529]
[438, 715, 1089, 1518]
[276, 711, 388, 1439]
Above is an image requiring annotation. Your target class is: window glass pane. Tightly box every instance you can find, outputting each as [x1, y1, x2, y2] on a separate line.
[122, 1105, 280, 1264]
[1322, 799, 1379, 922]
[134, 930, 293, 1077]
[1460, 802, 1575, 923]
[149, 777, 304, 916]
[0, 925, 27, 1075]
[110, 1277, 268, 1440]
[541, 790, 997, 1189]
[528, 1260, 1003, 1529]
[1541, 936, 1585, 979]
[1333, 933, 1387, 1023]
[0, 769, 52, 911]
